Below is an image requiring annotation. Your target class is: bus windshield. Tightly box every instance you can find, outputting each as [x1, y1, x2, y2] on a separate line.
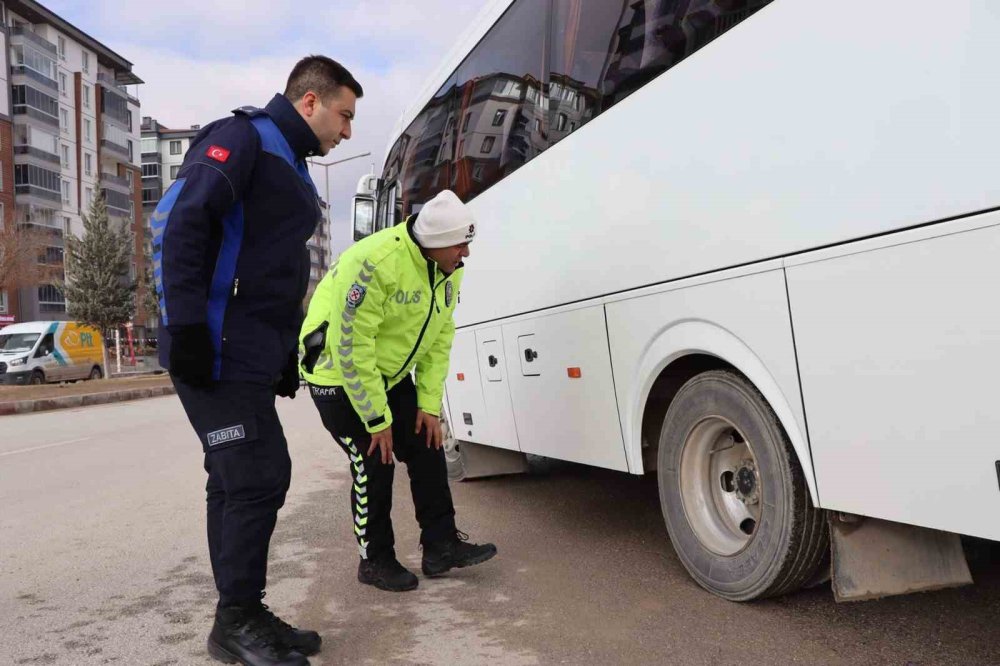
[0, 333, 40, 354]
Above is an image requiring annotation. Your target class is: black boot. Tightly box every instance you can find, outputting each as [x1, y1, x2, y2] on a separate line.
[358, 553, 419, 591]
[258, 599, 322, 657]
[207, 605, 310, 666]
[422, 530, 497, 577]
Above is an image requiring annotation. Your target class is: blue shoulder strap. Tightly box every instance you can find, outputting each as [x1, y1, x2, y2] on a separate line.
[249, 115, 318, 197]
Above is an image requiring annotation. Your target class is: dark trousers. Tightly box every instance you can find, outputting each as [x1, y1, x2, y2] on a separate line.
[310, 375, 456, 561]
[173, 378, 291, 607]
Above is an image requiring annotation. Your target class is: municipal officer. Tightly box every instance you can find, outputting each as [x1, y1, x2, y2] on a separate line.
[151, 56, 362, 666]
[300, 189, 496, 592]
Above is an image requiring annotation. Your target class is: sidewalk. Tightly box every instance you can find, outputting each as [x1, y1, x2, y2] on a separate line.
[0, 375, 175, 417]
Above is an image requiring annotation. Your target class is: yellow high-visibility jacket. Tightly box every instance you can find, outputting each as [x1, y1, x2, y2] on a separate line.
[300, 220, 462, 433]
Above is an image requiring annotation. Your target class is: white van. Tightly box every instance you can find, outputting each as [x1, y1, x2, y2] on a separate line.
[0, 321, 105, 385]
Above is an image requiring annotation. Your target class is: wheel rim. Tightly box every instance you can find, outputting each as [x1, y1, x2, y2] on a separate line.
[91, 369, 100, 379]
[679, 416, 763, 557]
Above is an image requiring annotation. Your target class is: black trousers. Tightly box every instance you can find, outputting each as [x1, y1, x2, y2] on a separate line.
[310, 375, 456, 561]
[173, 378, 291, 607]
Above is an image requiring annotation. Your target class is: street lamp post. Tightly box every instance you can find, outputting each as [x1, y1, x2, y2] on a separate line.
[308, 151, 373, 236]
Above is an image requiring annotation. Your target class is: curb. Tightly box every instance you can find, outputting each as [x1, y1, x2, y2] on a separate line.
[0, 385, 177, 417]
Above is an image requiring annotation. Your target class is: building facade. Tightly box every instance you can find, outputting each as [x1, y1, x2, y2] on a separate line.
[0, 0, 142, 327]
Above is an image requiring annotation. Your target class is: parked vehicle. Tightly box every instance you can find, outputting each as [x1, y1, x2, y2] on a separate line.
[0, 321, 105, 385]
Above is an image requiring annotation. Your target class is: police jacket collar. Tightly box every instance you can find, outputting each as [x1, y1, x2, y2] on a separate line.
[264, 94, 321, 159]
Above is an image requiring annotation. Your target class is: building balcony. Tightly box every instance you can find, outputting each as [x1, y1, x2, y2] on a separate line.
[14, 145, 61, 166]
[15, 184, 62, 204]
[97, 72, 140, 105]
[101, 172, 132, 193]
[11, 28, 58, 55]
[103, 188, 132, 216]
[101, 138, 130, 159]
[141, 152, 161, 163]
[12, 105, 59, 128]
[11, 66, 58, 93]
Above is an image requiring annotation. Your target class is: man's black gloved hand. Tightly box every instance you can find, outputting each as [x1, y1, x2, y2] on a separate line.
[168, 323, 215, 388]
[275, 351, 300, 399]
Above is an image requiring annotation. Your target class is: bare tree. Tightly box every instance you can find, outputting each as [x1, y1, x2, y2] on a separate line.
[0, 222, 58, 296]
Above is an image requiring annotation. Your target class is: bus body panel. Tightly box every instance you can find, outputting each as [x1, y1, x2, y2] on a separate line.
[501, 306, 628, 471]
[787, 212, 1000, 542]
[605, 268, 812, 494]
[454, 0, 1000, 329]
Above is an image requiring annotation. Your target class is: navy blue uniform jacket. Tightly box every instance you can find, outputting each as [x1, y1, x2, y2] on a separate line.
[152, 94, 321, 384]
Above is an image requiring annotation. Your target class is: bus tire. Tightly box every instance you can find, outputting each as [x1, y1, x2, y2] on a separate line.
[657, 370, 827, 601]
[30, 370, 45, 385]
[89, 366, 103, 380]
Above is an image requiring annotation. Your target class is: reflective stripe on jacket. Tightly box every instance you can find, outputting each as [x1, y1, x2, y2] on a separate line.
[300, 219, 462, 432]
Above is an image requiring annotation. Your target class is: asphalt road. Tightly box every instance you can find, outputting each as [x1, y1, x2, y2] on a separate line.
[2, 396, 998, 665]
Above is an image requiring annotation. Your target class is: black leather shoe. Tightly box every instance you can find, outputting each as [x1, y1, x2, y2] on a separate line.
[358, 554, 419, 591]
[258, 603, 321, 657]
[207, 606, 309, 666]
[422, 530, 497, 577]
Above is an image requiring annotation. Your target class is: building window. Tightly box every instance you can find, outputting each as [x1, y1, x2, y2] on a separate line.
[63, 216, 71, 235]
[59, 72, 67, 96]
[169, 140, 182, 155]
[127, 139, 134, 162]
[82, 52, 90, 73]
[462, 112, 472, 132]
[84, 119, 92, 142]
[84, 153, 92, 176]
[0, 289, 7, 314]
[60, 109, 69, 133]
[126, 171, 133, 190]
[38, 285, 66, 312]
[85, 187, 93, 207]
[61, 180, 70, 204]
[141, 163, 159, 178]
[555, 113, 568, 132]
[83, 85, 91, 109]
[61, 144, 70, 167]
[480, 136, 495, 153]
[472, 164, 484, 182]
[170, 165, 181, 179]
[533, 118, 541, 132]
[141, 137, 157, 154]
[492, 109, 507, 127]
[57, 36, 66, 60]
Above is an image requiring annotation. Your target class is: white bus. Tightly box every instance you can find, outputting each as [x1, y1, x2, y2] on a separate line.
[352, 0, 1000, 601]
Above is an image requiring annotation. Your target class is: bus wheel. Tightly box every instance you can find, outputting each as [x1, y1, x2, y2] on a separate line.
[657, 370, 827, 601]
[441, 414, 467, 482]
[89, 366, 103, 380]
[30, 370, 45, 385]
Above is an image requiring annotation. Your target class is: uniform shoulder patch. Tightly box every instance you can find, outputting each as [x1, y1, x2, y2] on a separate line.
[346, 282, 367, 309]
[206, 145, 231, 163]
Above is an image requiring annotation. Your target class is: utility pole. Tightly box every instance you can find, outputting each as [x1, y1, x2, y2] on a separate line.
[308, 151, 372, 265]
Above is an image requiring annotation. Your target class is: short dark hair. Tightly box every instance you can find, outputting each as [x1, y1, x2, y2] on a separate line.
[284, 55, 363, 102]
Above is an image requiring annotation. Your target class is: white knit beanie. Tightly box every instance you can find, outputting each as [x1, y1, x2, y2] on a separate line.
[412, 190, 477, 248]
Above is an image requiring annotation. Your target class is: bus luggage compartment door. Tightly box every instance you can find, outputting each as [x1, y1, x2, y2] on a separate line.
[475, 327, 520, 453]
[503, 306, 627, 471]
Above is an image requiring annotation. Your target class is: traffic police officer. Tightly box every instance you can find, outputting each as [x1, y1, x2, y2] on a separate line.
[152, 55, 362, 666]
[300, 189, 497, 592]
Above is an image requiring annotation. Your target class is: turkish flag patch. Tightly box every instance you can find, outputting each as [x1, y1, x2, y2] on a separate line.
[206, 145, 231, 163]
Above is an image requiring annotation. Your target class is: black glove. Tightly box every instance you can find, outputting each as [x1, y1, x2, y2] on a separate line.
[168, 324, 215, 388]
[275, 351, 300, 399]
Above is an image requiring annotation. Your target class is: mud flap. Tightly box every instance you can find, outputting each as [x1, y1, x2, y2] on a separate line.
[830, 514, 972, 602]
[451, 440, 529, 481]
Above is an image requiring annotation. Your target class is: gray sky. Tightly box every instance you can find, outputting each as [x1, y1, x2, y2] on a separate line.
[47, 0, 494, 253]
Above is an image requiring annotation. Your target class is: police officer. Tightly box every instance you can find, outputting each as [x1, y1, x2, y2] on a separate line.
[300, 189, 496, 592]
[151, 56, 362, 666]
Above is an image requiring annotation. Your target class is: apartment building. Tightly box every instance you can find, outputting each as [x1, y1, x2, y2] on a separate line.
[0, 0, 142, 326]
